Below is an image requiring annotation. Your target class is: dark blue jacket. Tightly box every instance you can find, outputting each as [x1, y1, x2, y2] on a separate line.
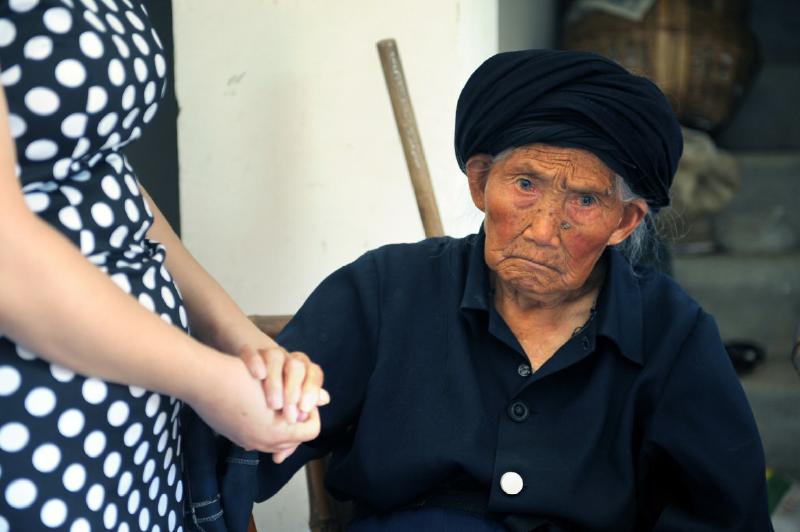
[184, 230, 772, 531]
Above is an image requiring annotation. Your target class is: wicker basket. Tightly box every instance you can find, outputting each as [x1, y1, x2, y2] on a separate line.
[563, 0, 757, 131]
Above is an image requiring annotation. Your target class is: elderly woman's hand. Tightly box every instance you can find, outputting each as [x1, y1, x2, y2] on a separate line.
[239, 345, 330, 420]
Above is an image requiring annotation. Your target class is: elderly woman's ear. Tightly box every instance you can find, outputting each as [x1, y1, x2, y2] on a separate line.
[465, 154, 493, 211]
[608, 198, 649, 246]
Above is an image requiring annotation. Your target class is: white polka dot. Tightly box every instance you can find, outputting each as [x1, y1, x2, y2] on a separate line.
[0, 19, 17, 48]
[25, 87, 60, 115]
[60, 186, 82, 206]
[143, 103, 158, 123]
[58, 205, 82, 230]
[126, 489, 140, 514]
[5, 478, 37, 509]
[79, 229, 95, 254]
[157, 493, 167, 516]
[83, 430, 106, 458]
[104, 502, 118, 529]
[158, 288, 174, 310]
[44, 7, 73, 34]
[86, 483, 105, 511]
[116, 471, 132, 497]
[123, 173, 139, 195]
[123, 423, 142, 448]
[62, 463, 86, 492]
[129, 385, 145, 398]
[111, 34, 129, 57]
[32, 443, 61, 473]
[25, 139, 58, 161]
[72, 138, 91, 159]
[121, 107, 139, 129]
[133, 57, 148, 83]
[143, 81, 156, 104]
[82, 378, 108, 404]
[87, 85, 107, 113]
[24, 35, 53, 60]
[108, 58, 125, 85]
[53, 158, 72, 179]
[0, 366, 21, 396]
[58, 409, 85, 437]
[106, 400, 129, 427]
[81, 0, 98, 11]
[167, 463, 176, 486]
[91, 202, 114, 227]
[106, 13, 125, 33]
[147, 477, 161, 501]
[16, 344, 36, 360]
[133, 219, 149, 241]
[9, 0, 39, 12]
[139, 267, 156, 291]
[84, 11, 106, 32]
[132, 34, 149, 56]
[138, 293, 155, 312]
[24, 191, 49, 213]
[99, 175, 121, 200]
[0, 64, 22, 86]
[100, 131, 121, 150]
[79, 31, 104, 59]
[160, 313, 171, 324]
[126, 11, 144, 30]
[162, 447, 173, 472]
[8, 113, 26, 137]
[55, 59, 86, 88]
[103, 452, 121, 478]
[0, 422, 29, 452]
[50, 363, 75, 382]
[142, 459, 155, 483]
[121, 85, 136, 110]
[40, 498, 68, 528]
[167, 510, 176, 532]
[98, 112, 118, 136]
[154, 54, 166, 78]
[110, 225, 128, 248]
[25, 386, 57, 417]
[70, 518, 90, 532]
[136, 507, 149, 531]
[143, 395, 160, 418]
[133, 440, 148, 465]
[119, 523, 130, 532]
[156, 429, 168, 453]
[175, 479, 183, 502]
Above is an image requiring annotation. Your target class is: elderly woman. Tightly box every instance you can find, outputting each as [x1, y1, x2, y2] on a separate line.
[188, 49, 771, 531]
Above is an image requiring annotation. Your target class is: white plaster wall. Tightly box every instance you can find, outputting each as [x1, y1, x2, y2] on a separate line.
[172, 1, 498, 529]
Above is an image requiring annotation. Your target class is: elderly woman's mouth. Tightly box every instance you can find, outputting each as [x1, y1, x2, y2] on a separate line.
[504, 255, 562, 272]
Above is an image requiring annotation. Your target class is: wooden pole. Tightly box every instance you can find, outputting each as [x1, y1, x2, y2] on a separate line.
[377, 39, 444, 238]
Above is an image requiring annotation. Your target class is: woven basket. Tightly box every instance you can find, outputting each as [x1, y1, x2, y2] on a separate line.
[563, 0, 757, 131]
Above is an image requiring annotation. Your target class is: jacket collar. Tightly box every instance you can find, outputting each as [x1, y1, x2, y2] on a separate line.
[459, 226, 644, 366]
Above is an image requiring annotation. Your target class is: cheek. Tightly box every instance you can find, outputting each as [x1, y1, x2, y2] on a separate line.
[562, 231, 610, 276]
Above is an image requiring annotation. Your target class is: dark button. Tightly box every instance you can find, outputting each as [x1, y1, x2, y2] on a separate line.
[517, 364, 531, 377]
[507, 401, 529, 422]
[581, 336, 591, 350]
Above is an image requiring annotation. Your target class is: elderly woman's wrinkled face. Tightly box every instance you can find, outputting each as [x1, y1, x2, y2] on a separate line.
[467, 145, 647, 304]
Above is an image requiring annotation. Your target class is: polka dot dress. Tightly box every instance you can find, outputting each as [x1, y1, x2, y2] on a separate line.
[0, 1, 186, 530]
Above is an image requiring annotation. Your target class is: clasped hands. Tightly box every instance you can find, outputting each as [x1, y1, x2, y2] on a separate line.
[190, 342, 328, 464]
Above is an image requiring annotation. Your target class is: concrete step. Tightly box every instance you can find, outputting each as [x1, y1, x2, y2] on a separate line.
[712, 151, 800, 254]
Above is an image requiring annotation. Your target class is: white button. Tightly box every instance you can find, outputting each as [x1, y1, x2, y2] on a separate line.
[500, 471, 524, 495]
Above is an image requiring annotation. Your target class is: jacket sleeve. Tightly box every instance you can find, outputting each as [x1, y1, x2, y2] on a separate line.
[642, 310, 773, 531]
[253, 251, 381, 501]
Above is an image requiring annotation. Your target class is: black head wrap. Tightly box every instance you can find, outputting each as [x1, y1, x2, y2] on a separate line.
[454, 49, 683, 209]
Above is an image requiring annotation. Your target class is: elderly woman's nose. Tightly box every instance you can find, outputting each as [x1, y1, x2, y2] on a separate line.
[524, 206, 562, 246]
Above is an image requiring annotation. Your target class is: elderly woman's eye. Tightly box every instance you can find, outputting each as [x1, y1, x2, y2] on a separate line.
[579, 194, 597, 207]
[517, 178, 533, 191]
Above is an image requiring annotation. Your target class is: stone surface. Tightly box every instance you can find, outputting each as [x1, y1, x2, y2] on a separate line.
[713, 152, 800, 254]
[674, 252, 800, 479]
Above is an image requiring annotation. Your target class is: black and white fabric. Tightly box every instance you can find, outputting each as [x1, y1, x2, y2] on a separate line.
[0, 1, 186, 530]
